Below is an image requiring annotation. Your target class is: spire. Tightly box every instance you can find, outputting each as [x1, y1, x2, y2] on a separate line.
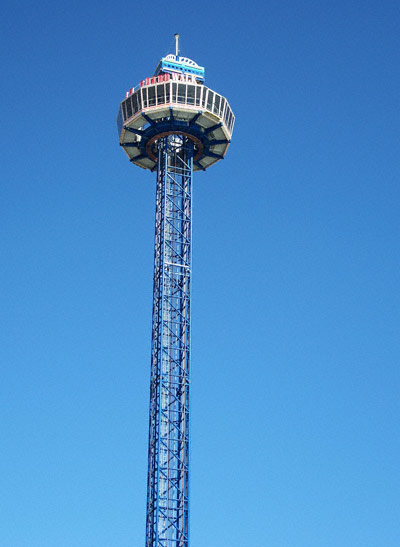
[174, 33, 180, 59]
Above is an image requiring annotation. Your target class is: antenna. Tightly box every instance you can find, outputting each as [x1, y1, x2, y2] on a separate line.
[174, 33, 180, 58]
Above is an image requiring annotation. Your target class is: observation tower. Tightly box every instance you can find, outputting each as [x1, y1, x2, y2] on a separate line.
[117, 35, 235, 547]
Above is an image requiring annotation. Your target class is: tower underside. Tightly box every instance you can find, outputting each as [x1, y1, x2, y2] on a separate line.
[117, 80, 234, 172]
[146, 135, 192, 547]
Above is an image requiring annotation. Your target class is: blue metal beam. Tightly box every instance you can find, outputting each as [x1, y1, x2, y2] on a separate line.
[206, 151, 224, 160]
[121, 142, 140, 148]
[194, 161, 205, 171]
[209, 139, 230, 145]
[189, 111, 202, 126]
[203, 122, 223, 134]
[142, 112, 157, 126]
[130, 153, 148, 162]
[124, 125, 144, 136]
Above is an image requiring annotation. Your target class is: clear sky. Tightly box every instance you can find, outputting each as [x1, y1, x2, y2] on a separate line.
[1, 1, 399, 546]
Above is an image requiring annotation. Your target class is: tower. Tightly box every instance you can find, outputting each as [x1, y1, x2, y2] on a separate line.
[117, 35, 235, 547]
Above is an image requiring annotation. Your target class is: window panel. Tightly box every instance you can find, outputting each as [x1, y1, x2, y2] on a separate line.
[172, 83, 177, 102]
[148, 86, 156, 107]
[195, 86, 201, 106]
[213, 94, 221, 115]
[177, 83, 186, 104]
[165, 82, 170, 103]
[220, 98, 226, 120]
[117, 107, 123, 133]
[206, 90, 214, 111]
[142, 88, 148, 108]
[187, 85, 195, 105]
[229, 112, 234, 132]
[156, 84, 165, 105]
[226, 106, 232, 127]
[132, 92, 139, 114]
[201, 88, 207, 108]
[126, 97, 133, 118]
[223, 104, 229, 125]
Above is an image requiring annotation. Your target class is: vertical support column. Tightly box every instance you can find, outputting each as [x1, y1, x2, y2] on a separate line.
[146, 135, 193, 547]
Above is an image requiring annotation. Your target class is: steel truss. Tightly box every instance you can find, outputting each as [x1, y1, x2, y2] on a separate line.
[146, 135, 193, 547]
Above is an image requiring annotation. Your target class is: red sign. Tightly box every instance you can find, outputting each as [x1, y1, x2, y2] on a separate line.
[126, 72, 199, 98]
[140, 74, 171, 87]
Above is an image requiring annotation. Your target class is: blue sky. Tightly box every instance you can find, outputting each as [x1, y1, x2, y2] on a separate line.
[1, 1, 399, 546]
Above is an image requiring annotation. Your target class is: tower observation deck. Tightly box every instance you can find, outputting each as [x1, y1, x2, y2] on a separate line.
[117, 35, 235, 547]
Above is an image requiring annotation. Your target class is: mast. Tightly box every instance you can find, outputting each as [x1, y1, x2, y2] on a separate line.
[174, 33, 180, 58]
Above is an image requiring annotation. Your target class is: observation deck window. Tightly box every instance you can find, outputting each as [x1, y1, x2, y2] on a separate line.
[201, 89, 207, 109]
[213, 94, 221, 116]
[195, 86, 202, 106]
[226, 109, 231, 131]
[223, 105, 228, 125]
[206, 90, 214, 112]
[227, 110, 234, 132]
[126, 96, 133, 118]
[156, 84, 165, 106]
[177, 84, 186, 104]
[117, 107, 123, 134]
[172, 82, 178, 102]
[141, 88, 147, 109]
[132, 92, 139, 114]
[220, 98, 226, 119]
[148, 86, 156, 107]
[187, 85, 195, 106]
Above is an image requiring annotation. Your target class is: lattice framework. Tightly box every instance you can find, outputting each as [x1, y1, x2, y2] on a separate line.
[146, 135, 192, 547]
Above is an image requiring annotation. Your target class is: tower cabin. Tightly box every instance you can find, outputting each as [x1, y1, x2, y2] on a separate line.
[154, 54, 205, 83]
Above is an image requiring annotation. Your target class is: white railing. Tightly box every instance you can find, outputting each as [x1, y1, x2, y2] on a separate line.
[121, 82, 235, 136]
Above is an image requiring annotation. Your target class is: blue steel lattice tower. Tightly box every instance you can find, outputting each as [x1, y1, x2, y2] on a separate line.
[117, 36, 235, 547]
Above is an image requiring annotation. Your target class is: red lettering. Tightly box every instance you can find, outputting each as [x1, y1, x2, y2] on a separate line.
[158, 74, 170, 83]
[139, 73, 172, 89]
